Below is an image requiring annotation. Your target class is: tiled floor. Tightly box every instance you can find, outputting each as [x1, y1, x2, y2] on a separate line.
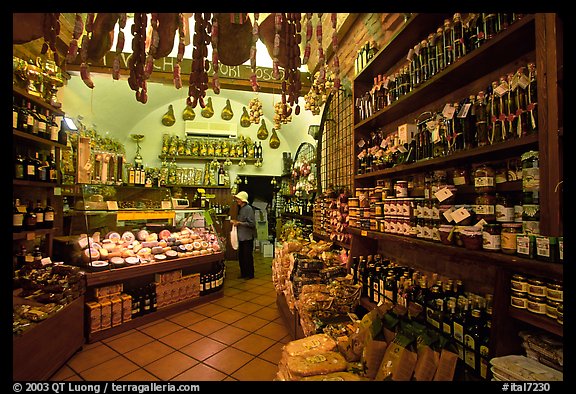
[50, 253, 290, 381]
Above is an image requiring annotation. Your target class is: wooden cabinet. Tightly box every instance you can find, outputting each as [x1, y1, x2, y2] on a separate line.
[350, 13, 562, 359]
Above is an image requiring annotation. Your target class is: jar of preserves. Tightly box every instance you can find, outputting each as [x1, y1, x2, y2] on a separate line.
[482, 224, 501, 251]
[546, 280, 563, 302]
[510, 274, 528, 293]
[545, 299, 561, 319]
[475, 193, 496, 222]
[452, 167, 469, 186]
[495, 193, 515, 222]
[395, 180, 408, 197]
[510, 290, 527, 309]
[474, 164, 495, 193]
[521, 150, 539, 192]
[522, 190, 540, 234]
[557, 303, 563, 325]
[526, 294, 547, 315]
[527, 278, 547, 297]
[501, 223, 522, 254]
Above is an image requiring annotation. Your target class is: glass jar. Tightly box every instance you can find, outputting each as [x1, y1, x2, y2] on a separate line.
[482, 224, 501, 251]
[460, 227, 483, 250]
[495, 193, 515, 222]
[439, 224, 455, 245]
[522, 190, 540, 234]
[501, 223, 522, 254]
[527, 278, 547, 297]
[510, 274, 528, 293]
[557, 303, 563, 325]
[452, 167, 469, 186]
[545, 299, 561, 320]
[475, 193, 496, 222]
[510, 290, 528, 309]
[521, 150, 539, 192]
[474, 164, 495, 193]
[546, 280, 563, 302]
[526, 294, 547, 315]
[395, 180, 408, 197]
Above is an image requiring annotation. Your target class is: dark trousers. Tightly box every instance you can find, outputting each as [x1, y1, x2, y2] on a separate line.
[238, 239, 254, 278]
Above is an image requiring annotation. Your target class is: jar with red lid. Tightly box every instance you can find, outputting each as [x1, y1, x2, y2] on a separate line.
[474, 164, 496, 193]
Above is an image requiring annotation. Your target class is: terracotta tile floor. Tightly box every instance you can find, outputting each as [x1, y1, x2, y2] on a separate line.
[50, 254, 290, 381]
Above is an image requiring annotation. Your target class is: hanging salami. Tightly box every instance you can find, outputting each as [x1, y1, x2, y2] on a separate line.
[187, 12, 212, 108]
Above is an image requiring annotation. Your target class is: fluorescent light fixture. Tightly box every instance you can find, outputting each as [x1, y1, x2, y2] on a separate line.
[64, 117, 78, 131]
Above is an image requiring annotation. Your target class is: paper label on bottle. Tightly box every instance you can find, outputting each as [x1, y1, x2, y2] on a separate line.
[442, 104, 456, 120]
[434, 187, 454, 202]
[457, 103, 471, 118]
[451, 207, 471, 223]
[517, 74, 530, 89]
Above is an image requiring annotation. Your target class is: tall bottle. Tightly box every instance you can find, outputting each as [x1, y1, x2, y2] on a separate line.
[23, 200, 37, 231]
[526, 63, 538, 133]
[442, 19, 454, 67]
[13, 198, 24, 233]
[427, 33, 438, 77]
[435, 27, 445, 72]
[25, 101, 36, 134]
[452, 13, 467, 60]
[14, 150, 25, 180]
[43, 198, 55, 229]
[217, 164, 226, 186]
[514, 66, 530, 137]
[24, 150, 37, 181]
[468, 13, 485, 50]
[419, 39, 430, 83]
[13, 97, 20, 129]
[474, 91, 489, 147]
[48, 111, 60, 142]
[33, 199, 45, 229]
[463, 308, 482, 374]
[48, 152, 58, 183]
[483, 13, 499, 40]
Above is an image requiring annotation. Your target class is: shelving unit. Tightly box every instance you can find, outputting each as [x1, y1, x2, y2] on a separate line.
[350, 12, 563, 361]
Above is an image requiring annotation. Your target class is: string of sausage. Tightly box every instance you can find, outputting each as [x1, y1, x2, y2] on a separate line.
[41, 13, 61, 65]
[127, 12, 148, 103]
[250, 13, 260, 92]
[281, 13, 302, 118]
[144, 13, 159, 80]
[79, 13, 95, 88]
[173, 13, 186, 89]
[112, 13, 127, 80]
[188, 12, 211, 108]
[66, 13, 84, 64]
[211, 13, 220, 94]
[316, 13, 325, 85]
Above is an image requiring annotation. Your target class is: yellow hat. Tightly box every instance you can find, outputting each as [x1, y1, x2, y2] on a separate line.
[234, 191, 249, 203]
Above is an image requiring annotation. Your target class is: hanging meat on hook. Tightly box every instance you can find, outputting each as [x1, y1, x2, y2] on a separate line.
[187, 12, 211, 108]
[127, 12, 148, 103]
[86, 13, 120, 63]
[154, 13, 180, 59]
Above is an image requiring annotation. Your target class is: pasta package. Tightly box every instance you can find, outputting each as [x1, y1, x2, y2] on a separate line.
[375, 335, 417, 381]
[286, 351, 348, 378]
[284, 333, 337, 356]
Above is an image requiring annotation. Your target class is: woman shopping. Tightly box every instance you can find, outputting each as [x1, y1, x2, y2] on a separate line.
[230, 191, 256, 279]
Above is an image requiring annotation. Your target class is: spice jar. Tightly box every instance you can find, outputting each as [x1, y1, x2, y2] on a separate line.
[475, 193, 496, 222]
[474, 164, 495, 193]
[482, 224, 501, 251]
[501, 223, 522, 254]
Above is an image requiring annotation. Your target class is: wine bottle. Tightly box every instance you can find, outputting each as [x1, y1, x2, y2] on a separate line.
[44, 198, 55, 229]
[13, 97, 20, 129]
[218, 164, 225, 186]
[24, 151, 37, 181]
[442, 19, 454, 67]
[452, 13, 467, 60]
[14, 150, 25, 180]
[474, 91, 489, 147]
[527, 63, 538, 133]
[36, 107, 48, 140]
[48, 152, 58, 183]
[25, 101, 35, 134]
[33, 199, 45, 229]
[24, 200, 37, 231]
[17, 98, 28, 131]
[13, 198, 24, 233]
[48, 111, 59, 142]
[37, 153, 49, 182]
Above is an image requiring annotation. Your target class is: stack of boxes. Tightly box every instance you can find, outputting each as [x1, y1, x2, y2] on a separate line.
[85, 284, 132, 334]
[155, 270, 201, 309]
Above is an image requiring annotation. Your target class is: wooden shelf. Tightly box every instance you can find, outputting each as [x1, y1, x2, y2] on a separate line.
[347, 227, 563, 280]
[165, 184, 230, 189]
[13, 228, 57, 240]
[354, 15, 536, 130]
[159, 155, 257, 163]
[13, 85, 66, 116]
[87, 290, 223, 343]
[84, 252, 224, 287]
[312, 232, 351, 249]
[508, 307, 563, 337]
[281, 212, 313, 222]
[13, 179, 60, 188]
[13, 129, 67, 149]
[355, 134, 538, 181]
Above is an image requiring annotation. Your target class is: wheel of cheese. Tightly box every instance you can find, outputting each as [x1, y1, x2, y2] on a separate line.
[200, 241, 209, 249]
[98, 248, 109, 259]
[159, 229, 171, 240]
[154, 254, 166, 261]
[184, 243, 194, 251]
[106, 232, 121, 242]
[192, 241, 202, 250]
[132, 243, 143, 253]
[121, 249, 135, 258]
[83, 248, 100, 263]
[200, 249, 209, 255]
[151, 246, 164, 255]
[165, 250, 178, 259]
[136, 229, 149, 241]
[125, 256, 140, 265]
[121, 231, 136, 243]
[191, 250, 201, 256]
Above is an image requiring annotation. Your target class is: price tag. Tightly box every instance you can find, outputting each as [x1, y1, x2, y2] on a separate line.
[361, 230, 368, 236]
[161, 200, 172, 209]
[451, 207, 471, 223]
[442, 206, 455, 223]
[494, 83, 508, 97]
[517, 73, 530, 89]
[442, 103, 456, 120]
[107, 200, 119, 210]
[41, 257, 52, 266]
[26, 232, 36, 241]
[435, 187, 454, 203]
[431, 124, 441, 143]
[397, 144, 408, 153]
[457, 103, 471, 118]
[357, 138, 366, 148]
[473, 219, 487, 230]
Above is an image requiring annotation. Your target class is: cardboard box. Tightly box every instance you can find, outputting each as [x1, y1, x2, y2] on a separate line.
[263, 243, 274, 257]
[99, 299, 112, 330]
[120, 294, 132, 323]
[110, 295, 123, 327]
[85, 301, 102, 333]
